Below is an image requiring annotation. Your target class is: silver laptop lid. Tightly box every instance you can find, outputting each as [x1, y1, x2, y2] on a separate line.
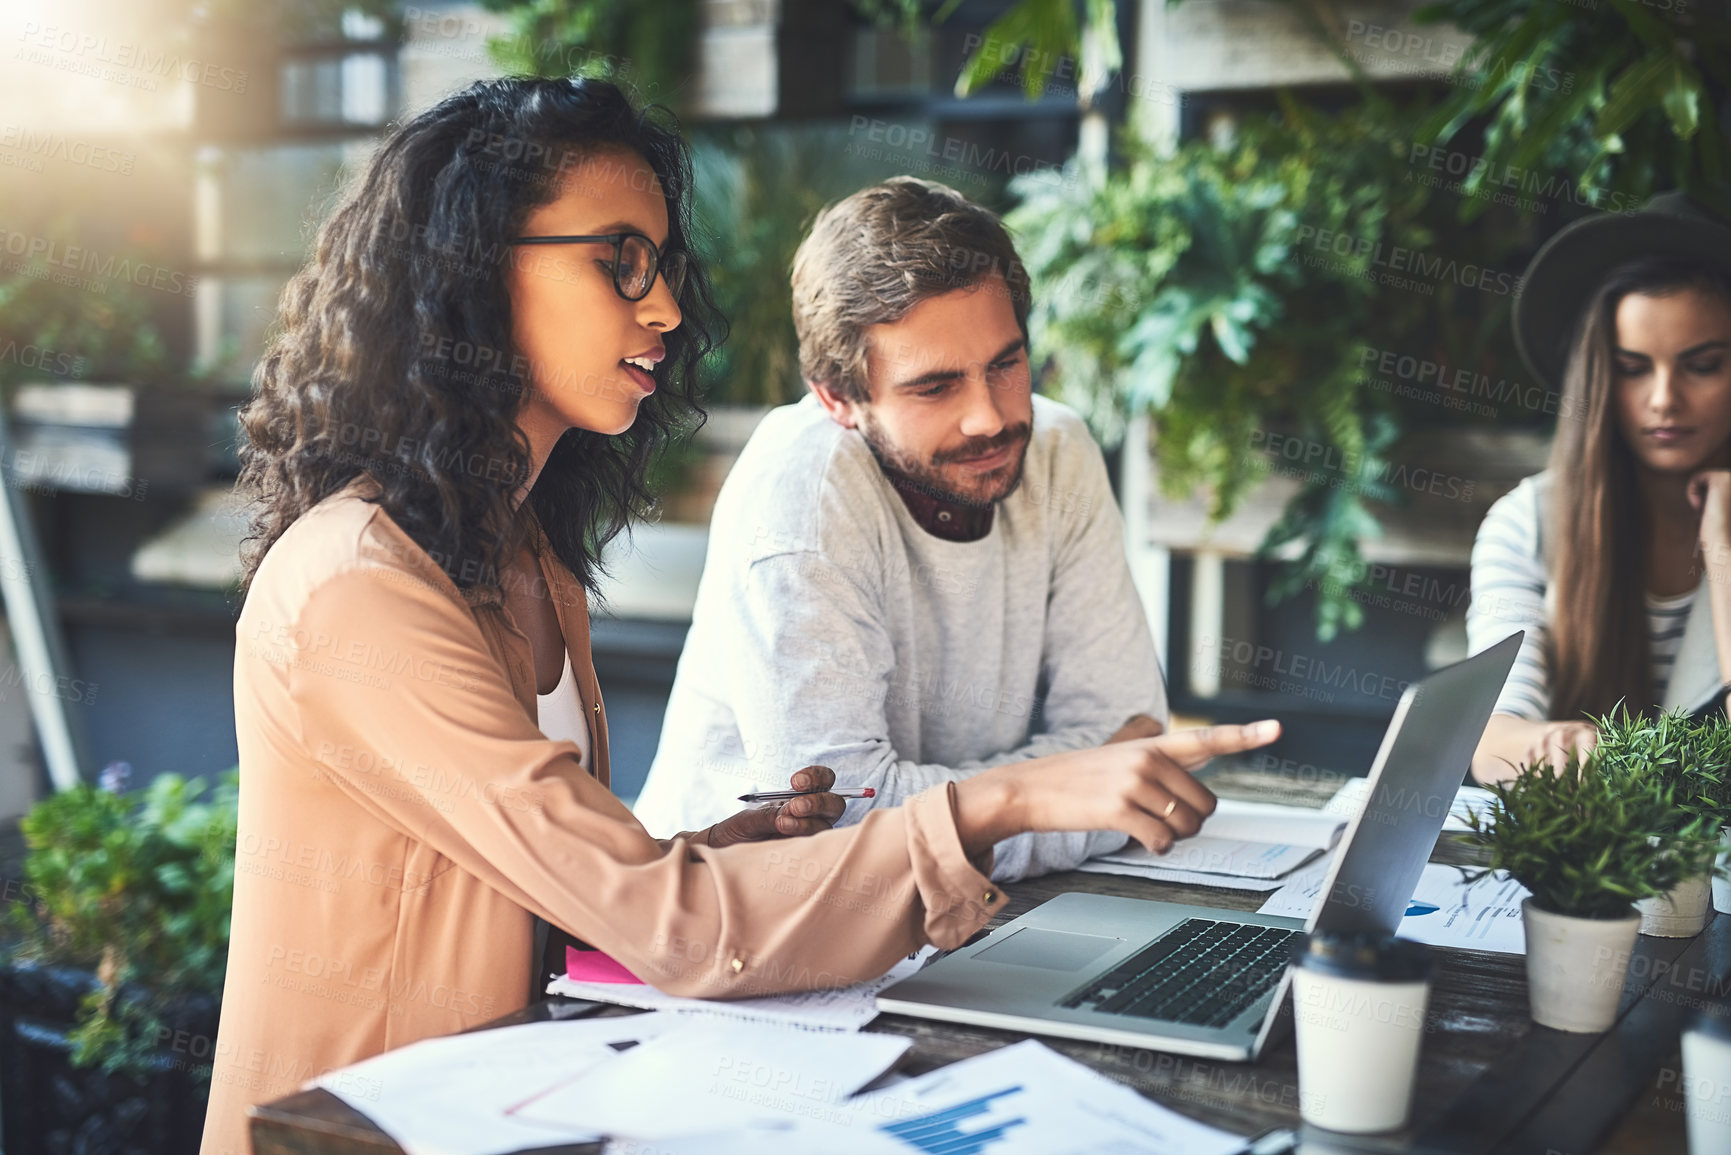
[1305, 631, 1523, 936]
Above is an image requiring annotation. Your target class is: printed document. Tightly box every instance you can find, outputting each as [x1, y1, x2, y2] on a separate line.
[546, 947, 934, 1031]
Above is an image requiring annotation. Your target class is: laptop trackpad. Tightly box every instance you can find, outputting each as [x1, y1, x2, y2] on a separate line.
[973, 928, 1121, 971]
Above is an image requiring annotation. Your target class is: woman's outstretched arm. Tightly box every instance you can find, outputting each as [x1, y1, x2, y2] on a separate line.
[278, 556, 1277, 1000]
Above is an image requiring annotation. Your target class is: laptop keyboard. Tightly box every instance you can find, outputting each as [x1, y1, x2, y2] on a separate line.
[1059, 918, 1300, 1029]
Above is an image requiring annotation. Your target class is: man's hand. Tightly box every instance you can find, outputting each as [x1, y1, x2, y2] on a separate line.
[696, 766, 847, 849]
[953, 721, 1281, 859]
[1106, 714, 1165, 744]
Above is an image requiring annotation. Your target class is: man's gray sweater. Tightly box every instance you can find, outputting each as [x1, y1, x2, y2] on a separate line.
[631, 394, 1167, 881]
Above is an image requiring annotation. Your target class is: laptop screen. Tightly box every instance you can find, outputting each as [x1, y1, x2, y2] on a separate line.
[1305, 632, 1522, 936]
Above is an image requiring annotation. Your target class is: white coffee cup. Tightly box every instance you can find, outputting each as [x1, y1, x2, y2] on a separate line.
[1683, 1010, 1731, 1155]
[1291, 931, 1433, 1133]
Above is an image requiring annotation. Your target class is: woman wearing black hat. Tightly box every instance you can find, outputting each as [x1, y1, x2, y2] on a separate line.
[1466, 192, 1731, 783]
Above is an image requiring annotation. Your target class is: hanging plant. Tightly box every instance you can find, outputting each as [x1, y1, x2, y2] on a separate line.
[477, 0, 703, 110]
[1007, 100, 1436, 638]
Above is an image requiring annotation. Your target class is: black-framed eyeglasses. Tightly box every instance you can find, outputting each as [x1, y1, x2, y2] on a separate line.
[507, 232, 689, 302]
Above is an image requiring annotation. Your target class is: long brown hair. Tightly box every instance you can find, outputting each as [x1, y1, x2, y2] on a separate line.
[1547, 258, 1731, 720]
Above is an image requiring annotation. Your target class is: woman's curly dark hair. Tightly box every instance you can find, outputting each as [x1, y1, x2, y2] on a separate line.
[238, 76, 721, 592]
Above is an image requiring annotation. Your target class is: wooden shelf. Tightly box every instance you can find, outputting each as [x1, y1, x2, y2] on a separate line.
[1141, 428, 1551, 568]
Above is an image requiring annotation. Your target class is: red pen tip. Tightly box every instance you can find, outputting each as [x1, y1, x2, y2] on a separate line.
[861, 787, 875, 798]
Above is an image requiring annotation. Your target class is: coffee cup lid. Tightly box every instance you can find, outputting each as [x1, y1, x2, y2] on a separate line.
[1687, 1006, 1731, 1042]
[1291, 930, 1433, 982]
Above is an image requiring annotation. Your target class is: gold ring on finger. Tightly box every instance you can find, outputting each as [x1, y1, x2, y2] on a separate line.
[1162, 799, 1178, 819]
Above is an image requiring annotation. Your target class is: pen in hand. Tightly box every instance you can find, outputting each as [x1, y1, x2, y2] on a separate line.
[738, 787, 875, 803]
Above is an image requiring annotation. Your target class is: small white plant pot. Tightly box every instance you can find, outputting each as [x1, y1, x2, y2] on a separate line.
[1522, 899, 1641, 1033]
[1636, 872, 1714, 938]
[1714, 828, 1731, 916]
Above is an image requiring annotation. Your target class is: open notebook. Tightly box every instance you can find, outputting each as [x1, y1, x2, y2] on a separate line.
[1080, 798, 1346, 885]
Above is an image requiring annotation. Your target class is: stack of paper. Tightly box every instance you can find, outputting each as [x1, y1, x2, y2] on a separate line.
[1079, 798, 1345, 891]
[312, 1014, 914, 1155]
[309, 1014, 679, 1155]
[545, 946, 935, 1031]
[1258, 859, 1529, 954]
[602, 1040, 1249, 1154]
[314, 1010, 1256, 1154]
[513, 1019, 913, 1137]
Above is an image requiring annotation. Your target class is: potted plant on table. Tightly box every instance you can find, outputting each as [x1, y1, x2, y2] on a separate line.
[1713, 796, 1731, 917]
[1463, 751, 1718, 1033]
[1669, 715, 1731, 916]
[1593, 710, 1731, 937]
[0, 769, 237, 1155]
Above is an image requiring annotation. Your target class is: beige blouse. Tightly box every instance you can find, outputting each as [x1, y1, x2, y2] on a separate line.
[200, 486, 1005, 1155]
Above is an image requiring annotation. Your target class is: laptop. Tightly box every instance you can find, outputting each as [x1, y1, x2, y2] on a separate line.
[876, 631, 1523, 1061]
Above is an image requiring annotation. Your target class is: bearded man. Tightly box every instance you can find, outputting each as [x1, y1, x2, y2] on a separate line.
[632, 177, 1168, 882]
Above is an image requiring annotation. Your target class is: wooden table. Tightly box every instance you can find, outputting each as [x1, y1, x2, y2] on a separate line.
[250, 780, 1728, 1155]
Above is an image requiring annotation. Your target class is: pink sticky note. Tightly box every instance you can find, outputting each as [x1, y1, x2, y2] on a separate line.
[565, 946, 642, 984]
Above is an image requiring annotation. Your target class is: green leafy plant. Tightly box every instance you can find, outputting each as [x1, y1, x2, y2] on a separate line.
[1007, 100, 1437, 638]
[478, 0, 701, 109]
[956, 0, 1727, 215]
[0, 238, 169, 388]
[1462, 751, 1719, 919]
[919, 0, 1728, 637]
[7, 772, 238, 1078]
[952, 0, 1119, 101]
[689, 125, 897, 407]
[1591, 709, 1731, 884]
[1413, 0, 1731, 221]
[1593, 708, 1731, 815]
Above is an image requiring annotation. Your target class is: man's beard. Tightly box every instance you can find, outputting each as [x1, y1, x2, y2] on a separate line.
[856, 412, 1032, 507]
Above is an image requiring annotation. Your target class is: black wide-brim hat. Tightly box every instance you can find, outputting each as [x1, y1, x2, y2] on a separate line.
[1514, 190, 1731, 392]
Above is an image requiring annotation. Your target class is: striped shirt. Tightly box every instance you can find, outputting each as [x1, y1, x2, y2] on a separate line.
[1466, 472, 1695, 720]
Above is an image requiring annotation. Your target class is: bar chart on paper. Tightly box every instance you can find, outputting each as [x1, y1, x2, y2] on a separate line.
[854, 1042, 1246, 1155]
[877, 1086, 1029, 1153]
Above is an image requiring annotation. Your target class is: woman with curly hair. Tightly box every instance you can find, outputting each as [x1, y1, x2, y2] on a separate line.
[201, 76, 1278, 1155]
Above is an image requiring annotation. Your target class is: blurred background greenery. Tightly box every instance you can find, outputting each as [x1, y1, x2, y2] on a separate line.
[479, 0, 1728, 636]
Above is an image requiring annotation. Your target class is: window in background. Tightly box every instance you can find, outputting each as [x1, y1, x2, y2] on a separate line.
[193, 11, 398, 390]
